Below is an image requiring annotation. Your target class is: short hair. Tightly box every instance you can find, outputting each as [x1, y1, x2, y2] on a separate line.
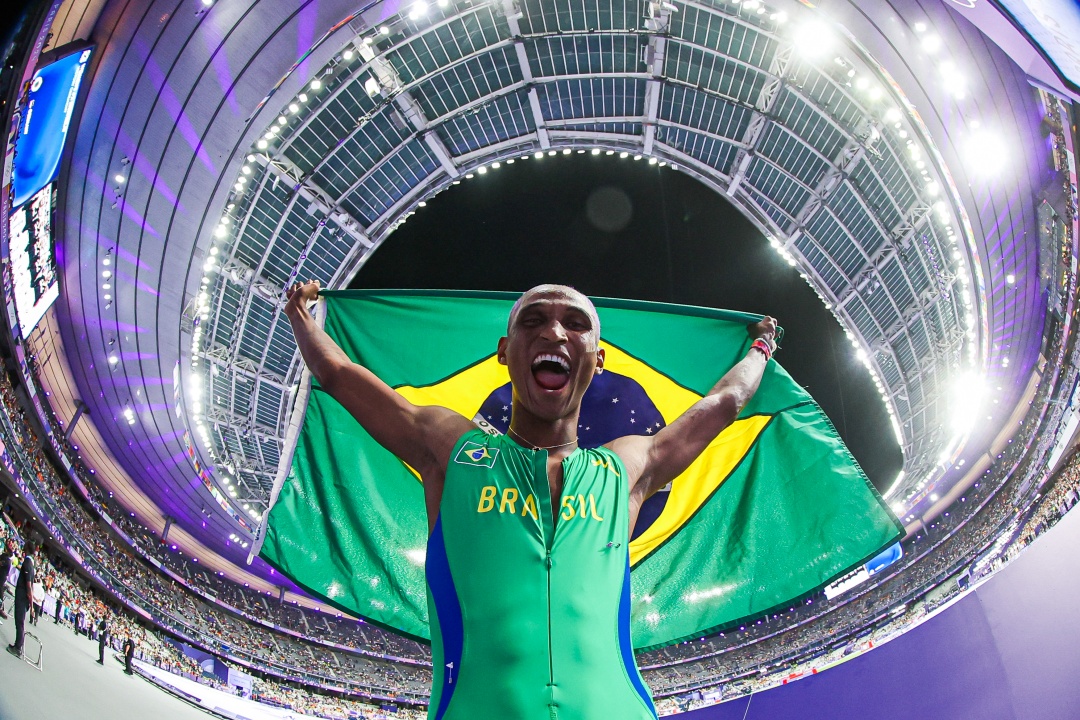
[506, 284, 601, 338]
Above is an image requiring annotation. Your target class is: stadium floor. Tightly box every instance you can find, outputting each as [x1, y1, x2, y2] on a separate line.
[0, 616, 209, 720]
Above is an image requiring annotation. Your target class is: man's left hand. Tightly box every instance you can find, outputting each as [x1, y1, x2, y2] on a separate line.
[748, 316, 778, 351]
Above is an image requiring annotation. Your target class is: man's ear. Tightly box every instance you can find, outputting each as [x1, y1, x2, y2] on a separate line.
[497, 336, 508, 365]
[594, 346, 605, 374]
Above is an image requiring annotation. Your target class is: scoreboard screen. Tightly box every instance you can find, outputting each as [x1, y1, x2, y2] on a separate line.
[9, 184, 59, 339]
[12, 47, 92, 210]
[7, 44, 93, 338]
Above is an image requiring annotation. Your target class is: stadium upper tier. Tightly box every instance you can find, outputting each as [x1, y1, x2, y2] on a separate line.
[0, 0, 1078, 710]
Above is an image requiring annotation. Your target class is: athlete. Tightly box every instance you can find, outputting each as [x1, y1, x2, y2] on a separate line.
[284, 281, 777, 720]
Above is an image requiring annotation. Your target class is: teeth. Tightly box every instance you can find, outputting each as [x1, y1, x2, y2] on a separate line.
[532, 353, 570, 372]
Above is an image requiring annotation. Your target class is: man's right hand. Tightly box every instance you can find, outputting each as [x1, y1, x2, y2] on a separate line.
[285, 280, 320, 317]
[280, 280, 472, 530]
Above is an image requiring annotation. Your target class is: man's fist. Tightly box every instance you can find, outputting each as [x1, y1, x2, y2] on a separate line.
[284, 280, 320, 316]
[748, 316, 778, 351]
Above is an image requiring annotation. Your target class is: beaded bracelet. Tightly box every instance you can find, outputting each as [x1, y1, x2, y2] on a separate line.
[750, 338, 773, 361]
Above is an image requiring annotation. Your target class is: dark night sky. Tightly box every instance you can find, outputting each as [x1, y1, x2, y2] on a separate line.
[351, 153, 902, 491]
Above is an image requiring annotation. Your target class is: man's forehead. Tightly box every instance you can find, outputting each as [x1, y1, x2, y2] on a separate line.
[507, 285, 600, 333]
[517, 289, 592, 313]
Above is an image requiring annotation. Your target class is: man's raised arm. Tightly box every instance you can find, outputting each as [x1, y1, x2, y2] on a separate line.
[608, 317, 778, 508]
[283, 281, 472, 481]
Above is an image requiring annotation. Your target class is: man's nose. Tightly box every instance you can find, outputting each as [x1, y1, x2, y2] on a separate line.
[542, 320, 568, 342]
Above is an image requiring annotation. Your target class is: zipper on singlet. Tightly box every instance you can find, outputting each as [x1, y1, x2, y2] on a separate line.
[533, 448, 557, 714]
[546, 549, 554, 714]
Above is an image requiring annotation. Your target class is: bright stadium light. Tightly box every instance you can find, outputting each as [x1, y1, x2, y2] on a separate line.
[949, 371, 986, 434]
[409, 1, 428, 20]
[964, 128, 1008, 177]
[939, 61, 966, 98]
[793, 21, 832, 58]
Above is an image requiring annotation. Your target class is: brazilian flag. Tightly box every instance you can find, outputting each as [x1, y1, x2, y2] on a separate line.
[257, 290, 901, 651]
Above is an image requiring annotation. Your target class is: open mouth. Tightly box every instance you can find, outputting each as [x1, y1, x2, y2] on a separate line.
[531, 353, 571, 391]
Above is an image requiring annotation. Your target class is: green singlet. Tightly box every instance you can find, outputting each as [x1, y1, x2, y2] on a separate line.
[425, 428, 658, 720]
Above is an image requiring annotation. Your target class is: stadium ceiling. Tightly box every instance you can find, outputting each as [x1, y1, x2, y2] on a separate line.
[29, 0, 1065, 586]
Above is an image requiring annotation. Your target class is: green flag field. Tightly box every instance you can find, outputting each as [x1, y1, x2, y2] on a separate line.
[256, 290, 902, 651]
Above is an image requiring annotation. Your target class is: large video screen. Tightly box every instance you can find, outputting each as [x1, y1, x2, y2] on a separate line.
[996, 0, 1080, 91]
[7, 45, 93, 338]
[9, 184, 59, 339]
[12, 46, 92, 210]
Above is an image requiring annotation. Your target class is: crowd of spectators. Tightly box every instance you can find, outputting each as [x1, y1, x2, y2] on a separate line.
[1, 514, 426, 719]
[0, 376, 432, 702]
[11, 370, 429, 663]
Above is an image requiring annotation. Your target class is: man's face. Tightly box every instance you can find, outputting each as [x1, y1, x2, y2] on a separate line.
[498, 287, 604, 422]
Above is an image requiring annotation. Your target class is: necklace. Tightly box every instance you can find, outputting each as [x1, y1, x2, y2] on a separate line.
[507, 425, 579, 452]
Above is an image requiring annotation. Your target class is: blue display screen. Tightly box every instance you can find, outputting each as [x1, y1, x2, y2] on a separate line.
[11, 47, 93, 211]
[997, 0, 1080, 91]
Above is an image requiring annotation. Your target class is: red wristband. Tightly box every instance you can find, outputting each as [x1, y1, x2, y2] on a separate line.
[750, 338, 773, 361]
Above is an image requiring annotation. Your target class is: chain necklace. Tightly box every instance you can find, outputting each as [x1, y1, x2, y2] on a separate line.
[507, 425, 579, 452]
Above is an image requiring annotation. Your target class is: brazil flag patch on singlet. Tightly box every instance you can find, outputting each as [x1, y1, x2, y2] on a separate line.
[454, 441, 499, 468]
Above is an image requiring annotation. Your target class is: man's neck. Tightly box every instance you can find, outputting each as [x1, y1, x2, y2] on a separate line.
[507, 405, 580, 457]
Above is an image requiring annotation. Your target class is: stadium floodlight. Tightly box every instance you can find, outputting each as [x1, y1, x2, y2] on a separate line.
[964, 127, 1007, 177]
[939, 61, 965, 98]
[793, 21, 833, 59]
[409, 1, 428, 20]
[920, 34, 942, 53]
[949, 371, 985, 434]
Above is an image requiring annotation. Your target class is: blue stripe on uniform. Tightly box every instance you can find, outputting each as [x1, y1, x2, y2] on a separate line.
[619, 559, 658, 718]
[427, 516, 464, 720]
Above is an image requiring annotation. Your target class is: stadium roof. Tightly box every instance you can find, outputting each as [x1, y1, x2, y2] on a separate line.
[25, 0, 1071, 591]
